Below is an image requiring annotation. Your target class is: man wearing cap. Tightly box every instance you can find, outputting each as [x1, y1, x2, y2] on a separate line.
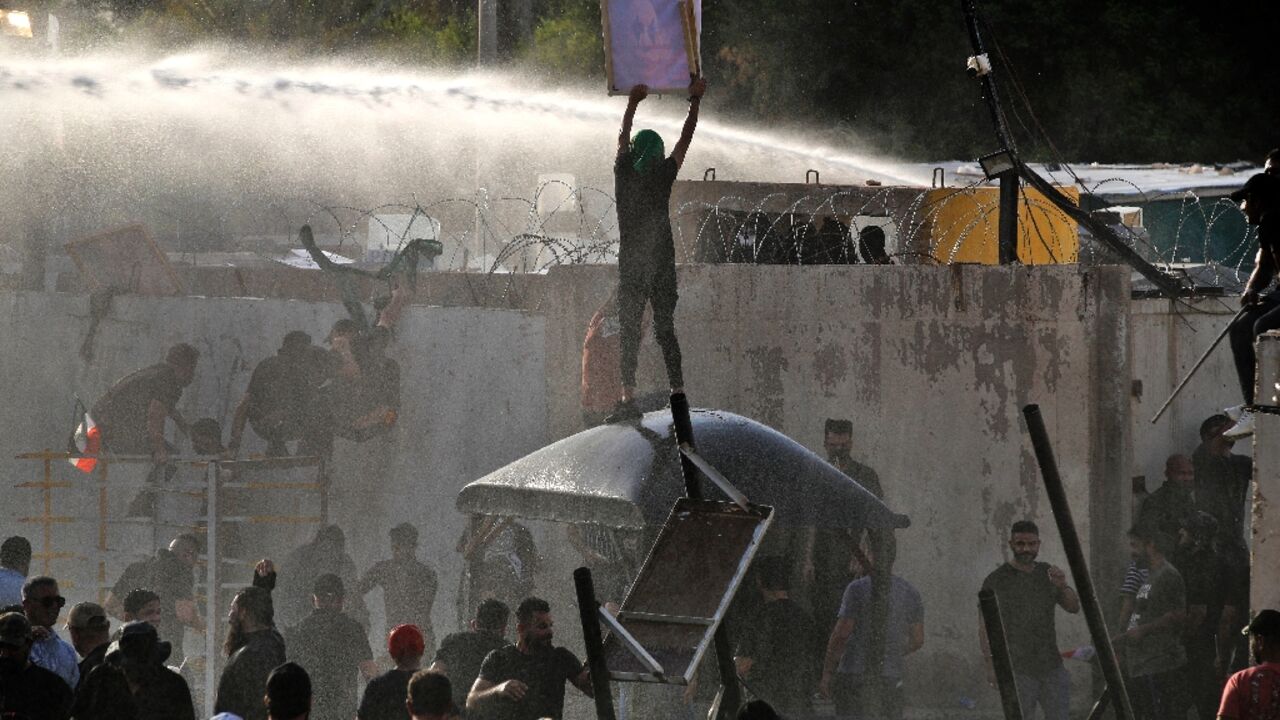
[360, 523, 439, 651]
[91, 342, 200, 464]
[431, 599, 510, 713]
[1224, 172, 1280, 439]
[229, 330, 334, 457]
[105, 533, 201, 662]
[360, 624, 426, 720]
[0, 536, 30, 608]
[0, 611, 74, 719]
[66, 601, 111, 690]
[1218, 609, 1280, 719]
[21, 576, 79, 689]
[1192, 413, 1252, 549]
[285, 573, 376, 720]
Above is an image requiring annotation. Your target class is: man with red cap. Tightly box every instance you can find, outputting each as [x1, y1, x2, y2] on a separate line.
[360, 624, 426, 720]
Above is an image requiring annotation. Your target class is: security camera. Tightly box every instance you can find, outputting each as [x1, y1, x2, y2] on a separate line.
[966, 54, 992, 78]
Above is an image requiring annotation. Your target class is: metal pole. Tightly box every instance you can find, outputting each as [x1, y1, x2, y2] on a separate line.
[204, 462, 218, 719]
[670, 392, 741, 719]
[978, 589, 1024, 720]
[1149, 307, 1247, 424]
[1022, 404, 1134, 720]
[574, 567, 618, 720]
[961, 0, 1020, 265]
[1085, 688, 1111, 720]
[961, 0, 1015, 152]
[998, 172, 1019, 264]
[98, 458, 109, 602]
[671, 392, 700, 500]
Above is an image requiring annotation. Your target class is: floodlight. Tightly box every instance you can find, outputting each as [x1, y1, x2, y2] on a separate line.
[978, 149, 1017, 179]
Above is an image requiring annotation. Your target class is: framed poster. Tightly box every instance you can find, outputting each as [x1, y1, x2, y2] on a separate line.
[65, 223, 182, 296]
[602, 0, 702, 95]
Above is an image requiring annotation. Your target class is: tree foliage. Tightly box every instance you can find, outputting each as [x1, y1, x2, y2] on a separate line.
[77, 0, 1280, 162]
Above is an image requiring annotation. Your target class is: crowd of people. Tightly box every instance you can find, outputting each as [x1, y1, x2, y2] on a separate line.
[0, 522, 587, 720]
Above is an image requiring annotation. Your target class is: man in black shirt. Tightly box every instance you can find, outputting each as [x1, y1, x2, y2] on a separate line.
[359, 523, 439, 653]
[285, 573, 376, 720]
[979, 521, 1080, 720]
[217, 569, 287, 720]
[1225, 171, 1280, 439]
[278, 525, 367, 630]
[466, 597, 591, 720]
[98, 621, 195, 720]
[734, 557, 820, 714]
[809, 419, 884, 636]
[1192, 414, 1252, 548]
[104, 534, 200, 662]
[229, 330, 333, 457]
[431, 599, 509, 712]
[1137, 454, 1197, 538]
[91, 343, 199, 462]
[0, 611, 74, 720]
[361, 623, 426, 720]
[605, 77, 706, 423]
[65, 601, 110, 692]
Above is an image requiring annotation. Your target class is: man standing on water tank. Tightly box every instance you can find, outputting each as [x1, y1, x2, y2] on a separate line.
[606, 77, 706, 423]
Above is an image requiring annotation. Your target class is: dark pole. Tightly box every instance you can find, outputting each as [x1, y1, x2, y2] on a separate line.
[961, 0, 1019, 264]
[670, 392, 742, 719]
[998, 173, 1019, 263]
[671, 392, 701, 499]
[1022, 404, 1135, 720]
[1085, 689, 1111, 720]
[574, 567, 619, 720]
[978, 589, 1024, 720]
[864, 528, 896, 707]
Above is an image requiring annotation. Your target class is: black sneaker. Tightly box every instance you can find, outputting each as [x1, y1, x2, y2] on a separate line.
[604, 399, 643, 424]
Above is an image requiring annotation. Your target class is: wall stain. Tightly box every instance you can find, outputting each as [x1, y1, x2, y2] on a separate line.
[812, 341, 848, 396]
[745, 345, 788, 427]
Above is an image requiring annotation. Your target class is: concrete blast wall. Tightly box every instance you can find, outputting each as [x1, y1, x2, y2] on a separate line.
[0, 292, 546, 640]
[0, 264, 1231, 714]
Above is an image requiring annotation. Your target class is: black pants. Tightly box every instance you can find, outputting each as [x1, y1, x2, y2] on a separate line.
[1130, 668, 1186, 720]
[618, 268, 684, 390]
[1230, 294, 1280, 404]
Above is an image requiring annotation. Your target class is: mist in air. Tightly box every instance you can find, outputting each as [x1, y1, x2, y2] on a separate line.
[0, 45, 927, 252]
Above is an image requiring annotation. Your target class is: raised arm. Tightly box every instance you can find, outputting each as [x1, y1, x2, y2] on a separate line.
[670, 77, 706, 170]
[618, 85, 648, 160]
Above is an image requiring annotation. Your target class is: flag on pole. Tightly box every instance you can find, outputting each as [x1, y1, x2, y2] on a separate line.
[69, 406, 101, 473]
